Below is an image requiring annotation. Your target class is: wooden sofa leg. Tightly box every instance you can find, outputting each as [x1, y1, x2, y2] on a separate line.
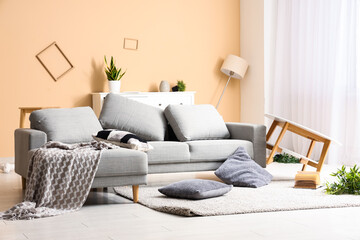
[21, 177, 26, 190]
[132, 185, 139, 203]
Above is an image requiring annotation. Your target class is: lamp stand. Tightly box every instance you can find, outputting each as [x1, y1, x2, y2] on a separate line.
[216, 75, 232, 109]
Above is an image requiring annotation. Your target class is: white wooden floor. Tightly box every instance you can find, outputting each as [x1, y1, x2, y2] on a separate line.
[1, 163, 360, 240]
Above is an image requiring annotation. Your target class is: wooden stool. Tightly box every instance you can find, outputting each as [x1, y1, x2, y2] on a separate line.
[19, 107, 59, 128]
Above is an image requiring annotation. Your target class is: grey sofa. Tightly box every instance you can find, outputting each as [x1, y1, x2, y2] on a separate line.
[15, 94, 266, 202]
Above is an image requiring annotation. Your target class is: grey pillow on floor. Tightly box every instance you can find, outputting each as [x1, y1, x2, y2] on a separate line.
[158, 179, 232, 200]
[215, 147, 273, 188]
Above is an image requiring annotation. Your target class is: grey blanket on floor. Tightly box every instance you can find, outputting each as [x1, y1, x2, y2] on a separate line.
[0, 141, 119, 220]
[215, 147, 273, 188]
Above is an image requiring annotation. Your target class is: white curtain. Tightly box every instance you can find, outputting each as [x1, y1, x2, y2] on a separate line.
[267, 0, 360, 166]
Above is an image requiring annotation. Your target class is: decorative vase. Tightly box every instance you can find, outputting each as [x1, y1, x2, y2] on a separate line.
[159, 81, 170, 92]
[108, 80, 121, 93]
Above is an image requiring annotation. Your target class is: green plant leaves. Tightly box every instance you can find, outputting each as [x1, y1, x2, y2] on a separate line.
[273, 153, 300, 163]
[325, 165, 360, 195]
[104, 56, 126, 81]
[177, 80, 186, 92]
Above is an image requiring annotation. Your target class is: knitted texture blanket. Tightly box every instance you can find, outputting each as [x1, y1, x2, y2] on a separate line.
[0, 141, 119, 220]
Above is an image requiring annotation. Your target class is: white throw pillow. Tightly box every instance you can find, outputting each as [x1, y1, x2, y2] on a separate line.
[93, 130, 153, 152]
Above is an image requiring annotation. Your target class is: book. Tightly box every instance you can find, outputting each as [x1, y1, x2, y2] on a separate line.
[294, 171, 320, 189]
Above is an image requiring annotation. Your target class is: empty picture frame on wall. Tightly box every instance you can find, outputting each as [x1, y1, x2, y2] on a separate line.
[36, 42, 74, 81]
[123, 38, 138, 50]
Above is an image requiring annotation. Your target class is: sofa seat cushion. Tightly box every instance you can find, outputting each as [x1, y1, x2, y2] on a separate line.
[95, 148, 147, 177]
[187, 140, 254, 162]
[147, 141, 190, 164]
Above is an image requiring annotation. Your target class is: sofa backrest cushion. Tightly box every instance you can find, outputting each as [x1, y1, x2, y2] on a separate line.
[99, 93, 167, 141]
[164, 104, 230, 142]
[30, 107, 103, 143]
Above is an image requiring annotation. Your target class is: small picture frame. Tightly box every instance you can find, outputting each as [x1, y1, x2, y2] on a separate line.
[36, 42, 74, 81]
[123, 38, 139, 50]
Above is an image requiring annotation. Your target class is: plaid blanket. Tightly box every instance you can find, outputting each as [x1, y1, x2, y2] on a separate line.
[0, 141, 119, 220]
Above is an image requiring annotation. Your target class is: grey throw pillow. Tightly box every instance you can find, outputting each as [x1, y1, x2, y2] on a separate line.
[30, 107, 102, 143]
[99, 94, 167, 141]
[158, 179, 232, 200]
[164, 104, 230, 142]
[215, 147, 273, 188]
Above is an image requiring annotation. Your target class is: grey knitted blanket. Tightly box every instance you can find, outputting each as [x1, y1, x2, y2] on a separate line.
[0, 141, 119, 220]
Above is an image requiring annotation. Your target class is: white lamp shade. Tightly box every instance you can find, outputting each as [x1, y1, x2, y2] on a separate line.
[220, 54, 248, 79]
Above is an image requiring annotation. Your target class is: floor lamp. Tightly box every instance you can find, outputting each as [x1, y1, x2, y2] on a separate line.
[216, 54, 248, 109]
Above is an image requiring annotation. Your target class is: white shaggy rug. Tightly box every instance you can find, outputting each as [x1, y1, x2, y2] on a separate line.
[114, 179, 360, 217]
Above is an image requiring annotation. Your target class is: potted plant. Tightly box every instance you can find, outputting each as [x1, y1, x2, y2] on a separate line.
[172, 80, 186, 92]
[104, 56, 126, 93]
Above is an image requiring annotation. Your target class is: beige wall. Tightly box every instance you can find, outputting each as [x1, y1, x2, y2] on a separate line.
[0, 0, 240, 157]
[240, 0, 265, 124]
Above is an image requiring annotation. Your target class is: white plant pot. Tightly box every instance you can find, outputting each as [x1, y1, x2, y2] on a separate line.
[108, 80, 121, 93]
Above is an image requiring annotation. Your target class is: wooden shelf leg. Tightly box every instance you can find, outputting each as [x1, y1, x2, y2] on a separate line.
[301, 159, 308, 171]
[306, 140, 316, 158]
[316, 140, 331, 172]
[301, 140, 316, 171]
[266, 120, 279, 142]
[267, 122, 289, 165]
[132, 185, 139, 203]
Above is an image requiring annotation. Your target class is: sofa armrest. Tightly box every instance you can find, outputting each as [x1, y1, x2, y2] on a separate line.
[15, 128, 47, 178]
[226, 122, 266, 167]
